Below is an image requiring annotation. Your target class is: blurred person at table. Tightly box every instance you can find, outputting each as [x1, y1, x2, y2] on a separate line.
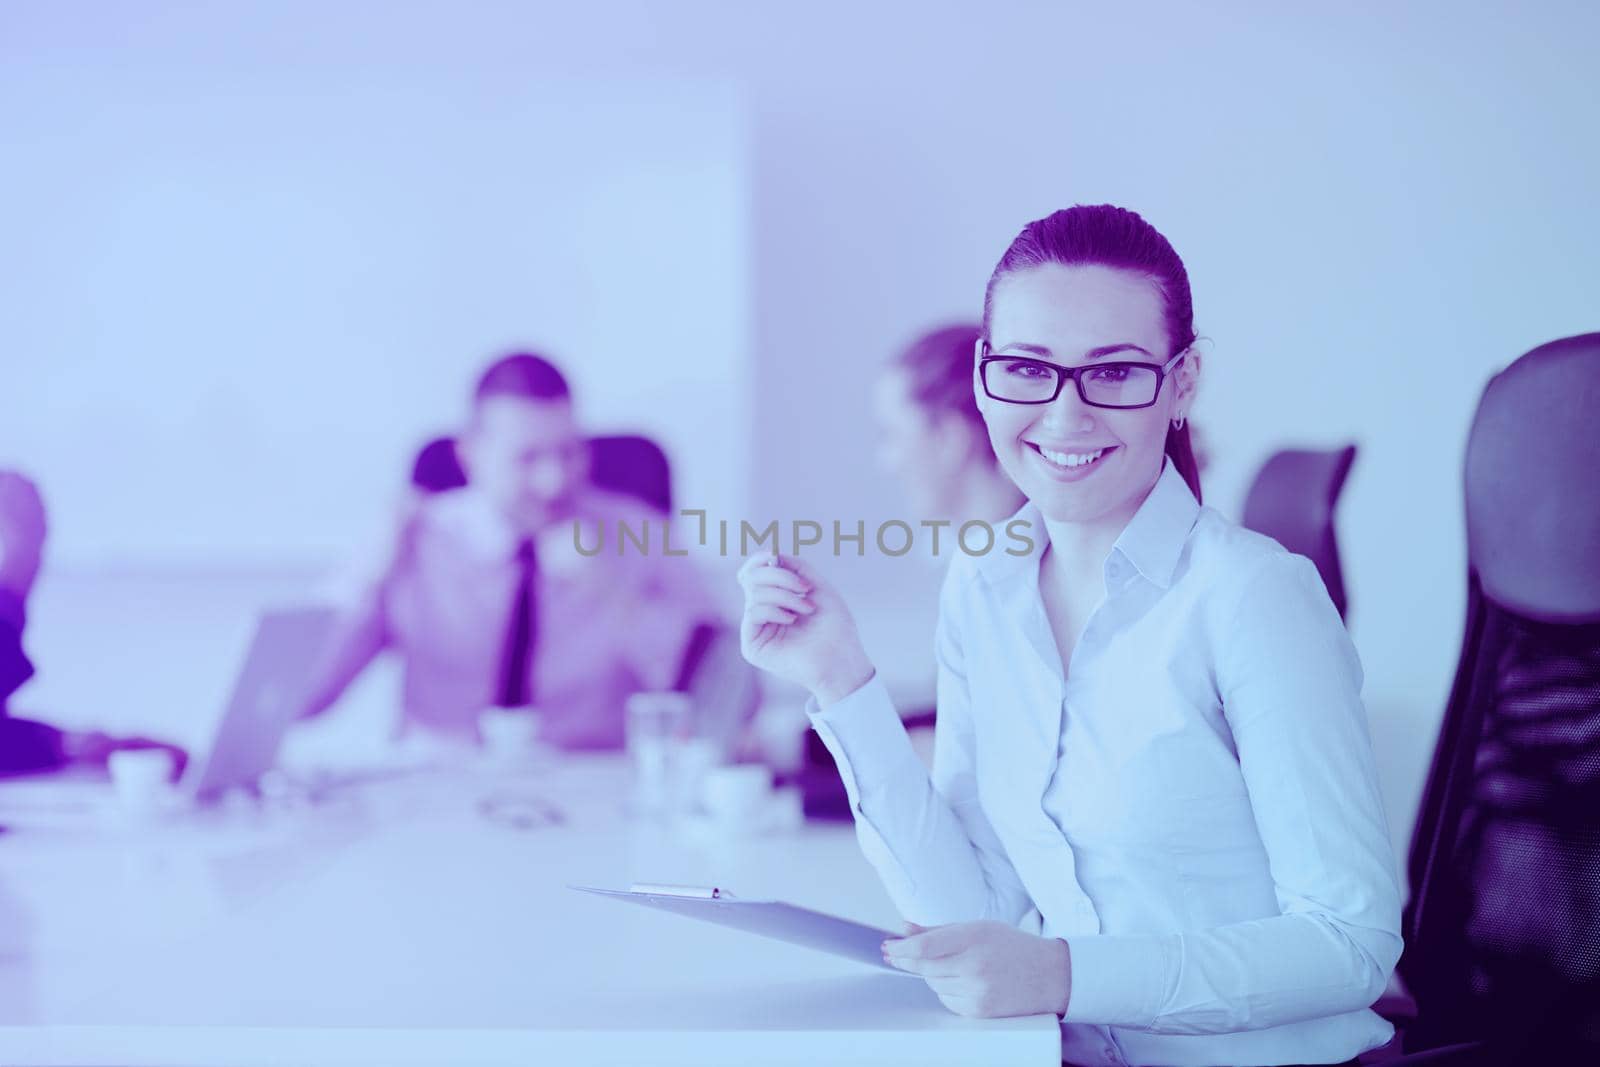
[296, 352, 720, 750]
[0, 470, 186, 777]
[791, 324, 1027, 772]
[874, 323, 1025, 544]
[876, 325, 1024, 719]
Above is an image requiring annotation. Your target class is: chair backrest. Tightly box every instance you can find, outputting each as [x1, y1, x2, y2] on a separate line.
[410, 436, 469, 494]
[1240, 445, 1358, 619]
[408, 433, 673, 514]
[1400, 333, 1600, 1057]
[587, 434, 673, 515]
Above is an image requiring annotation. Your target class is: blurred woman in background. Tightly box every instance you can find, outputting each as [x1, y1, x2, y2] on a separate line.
[778, 326, 1029, 783]
[874, 323, 1025, 532]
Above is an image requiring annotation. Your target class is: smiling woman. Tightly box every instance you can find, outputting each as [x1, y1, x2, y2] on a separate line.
[738, 205, 1401, 1067]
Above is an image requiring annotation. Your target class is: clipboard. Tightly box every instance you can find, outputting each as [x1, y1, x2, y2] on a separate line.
[572, 884, 917, 977]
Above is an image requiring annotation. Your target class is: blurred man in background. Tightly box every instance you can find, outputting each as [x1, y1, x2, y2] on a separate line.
[298, 352, 720, 750]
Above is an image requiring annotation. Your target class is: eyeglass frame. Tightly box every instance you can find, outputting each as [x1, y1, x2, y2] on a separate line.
[977, 340, 1189, 409]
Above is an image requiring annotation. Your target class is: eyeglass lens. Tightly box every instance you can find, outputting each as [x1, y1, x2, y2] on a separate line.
[983, 358, 1160, 408]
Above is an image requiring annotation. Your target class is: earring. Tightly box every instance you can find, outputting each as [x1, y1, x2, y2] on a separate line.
[1171, 415, 1187, 431]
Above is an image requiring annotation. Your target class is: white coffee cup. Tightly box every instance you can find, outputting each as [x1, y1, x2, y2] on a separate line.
[107, 749, 176, 813]
[700, 763, 773, 826]
[478, 708, 542, 762]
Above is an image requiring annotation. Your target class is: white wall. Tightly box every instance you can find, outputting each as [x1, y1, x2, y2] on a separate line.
[0, 18, 748, 567]
[4, 1, 1597, 854]
[730, 1, 1599, 854]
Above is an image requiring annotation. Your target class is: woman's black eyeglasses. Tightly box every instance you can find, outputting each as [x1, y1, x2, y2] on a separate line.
[979, 341, 1187, 410]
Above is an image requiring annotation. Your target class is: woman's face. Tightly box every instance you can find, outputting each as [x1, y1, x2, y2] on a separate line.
[977, 263, 1198, 526]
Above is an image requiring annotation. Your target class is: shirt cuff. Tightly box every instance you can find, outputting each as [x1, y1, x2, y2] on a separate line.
[1061, 932, 1174, 1028]
[806, 675, 924, 795]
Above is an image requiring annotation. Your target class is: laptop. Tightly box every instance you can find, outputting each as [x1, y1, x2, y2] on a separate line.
[180, 607, 339, 803]
[672, 621, 761, 754]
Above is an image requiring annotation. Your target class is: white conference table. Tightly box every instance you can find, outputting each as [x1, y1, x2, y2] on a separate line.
[0, 753, 1059, 1066]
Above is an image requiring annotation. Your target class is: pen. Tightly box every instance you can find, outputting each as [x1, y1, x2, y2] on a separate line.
[629, 883, 736, 899]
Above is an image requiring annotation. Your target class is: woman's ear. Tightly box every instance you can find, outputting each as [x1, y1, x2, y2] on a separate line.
[1173, 348, 1202, 417]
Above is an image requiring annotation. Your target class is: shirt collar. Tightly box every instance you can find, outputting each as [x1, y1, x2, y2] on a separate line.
[433, 487, 519, 561]
[1110, 458, 1201, 589]
[973, 459, 1200, 590]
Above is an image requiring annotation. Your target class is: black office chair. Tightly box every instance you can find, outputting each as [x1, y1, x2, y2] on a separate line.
[1241, 445, 1358, 620]
[1394, 333, 1600, 1062]
[410, 435, 468, 494]
[407, 433, 673, 515]
[587, 434, 672, 515]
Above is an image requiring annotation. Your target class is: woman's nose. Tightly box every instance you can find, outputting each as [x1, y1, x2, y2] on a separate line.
[1040, 381, 1097, 433]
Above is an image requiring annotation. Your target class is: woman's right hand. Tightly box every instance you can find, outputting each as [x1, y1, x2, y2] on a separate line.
[736, 553, 875, 706]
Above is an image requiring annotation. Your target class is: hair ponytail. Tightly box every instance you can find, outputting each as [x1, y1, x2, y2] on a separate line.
[1164, 422, 1202, 504]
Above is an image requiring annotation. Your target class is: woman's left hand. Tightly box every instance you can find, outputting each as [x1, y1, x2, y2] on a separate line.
[881, 920, 1072, 1018]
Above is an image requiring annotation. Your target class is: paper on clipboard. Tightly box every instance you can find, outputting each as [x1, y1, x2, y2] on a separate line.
[572, 885, 919, 977]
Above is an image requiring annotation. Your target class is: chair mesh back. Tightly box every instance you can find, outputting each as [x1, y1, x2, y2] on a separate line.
[1403, 334, 1600, 1055]
[1406, 605, 1600, 1049]
[1465, 334, 1600, 622]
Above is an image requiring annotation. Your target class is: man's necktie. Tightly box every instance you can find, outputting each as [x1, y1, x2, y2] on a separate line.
[495, 537, 539, 708]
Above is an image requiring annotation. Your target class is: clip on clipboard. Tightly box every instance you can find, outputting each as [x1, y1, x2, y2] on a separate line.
[572, 883, 916, 977]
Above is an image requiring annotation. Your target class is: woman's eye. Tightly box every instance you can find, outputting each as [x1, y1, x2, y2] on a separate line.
[1005, 362, 1051, 379]
[1087, 365, 1131, 383]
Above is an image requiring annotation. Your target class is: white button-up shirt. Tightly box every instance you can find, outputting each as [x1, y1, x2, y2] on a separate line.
[809, 461, 1402, 1066]
[328, 486, 717, 748]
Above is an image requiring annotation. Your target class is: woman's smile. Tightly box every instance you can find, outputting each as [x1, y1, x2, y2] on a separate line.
[1025, 441, 1119, 481]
